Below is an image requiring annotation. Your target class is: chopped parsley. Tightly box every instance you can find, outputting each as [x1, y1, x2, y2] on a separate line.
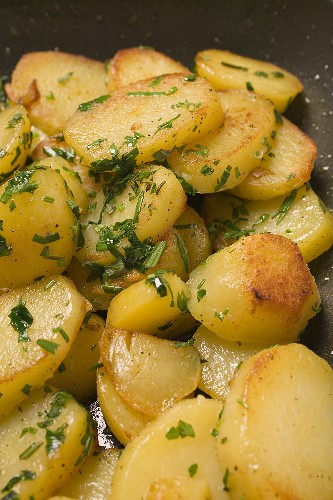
[165, 419, 195, 439]
[9, 299, 33, 343]
[78, 94, 110, 112]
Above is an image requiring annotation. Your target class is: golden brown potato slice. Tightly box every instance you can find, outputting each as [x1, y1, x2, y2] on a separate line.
[230, 117, 316, 199]
[187, 233, 320, 344]
[99, 326, 201, 416]
[76, 165, 187, 267]
[97, 366, 153, 445]
[195, 49, 303, 112]
[0, 165, 78, 288]
[107, 46, 189, 91]
[5, 51, 108, 135]
[0, 275, 90, 417]
[145, 475, 211, 500]
[106, 270, 190, 335]
[64, 73, 224, 167]
[0, 105, 32, 181]
[0, 386, 96, 500]
[193, 324, 271, 401]
[56, 447, 121, 500]
[217, 344, 333, 499]
[174, 205, 212, 271]
[50, 313, 105, 403]
[111, 396, 227, 500]
[201, 184, 333, 262]
[167, 90, 276, 193]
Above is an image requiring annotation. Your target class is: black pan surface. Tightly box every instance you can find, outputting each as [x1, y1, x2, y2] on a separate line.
[0, 0, 332, 367]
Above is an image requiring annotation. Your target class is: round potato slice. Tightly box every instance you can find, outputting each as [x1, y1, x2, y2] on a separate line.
[64, 73, 224, 167]
[0, 105, 32, 181]
[107, 46, 189, 91]
[99, 326, 201, 416]
[217, 344, 333, 499]
[167, 90, 276, 193]
[106, 270, 190, 335]
[0, 386, 96, 500]
[230, 117, 316, 200]
[0, 275, 90, 417]
[111, 396, 227, 500]
[187, 233, 320, 344]
[195, 49, 303, 112]
[0, 165, 77, 288]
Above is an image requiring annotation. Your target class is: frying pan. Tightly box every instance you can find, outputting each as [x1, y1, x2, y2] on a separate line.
[0, 0, 332, 445]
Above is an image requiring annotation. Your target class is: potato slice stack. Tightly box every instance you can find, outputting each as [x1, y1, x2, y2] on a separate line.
[0, 45, 332, 500]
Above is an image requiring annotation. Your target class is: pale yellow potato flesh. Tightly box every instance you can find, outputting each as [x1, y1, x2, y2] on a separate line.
[0, 166, 77, 288]
[193, 324, 271, 401]
[99, 327, 201, 416]
[56, 447, 121, 500]
[76, 165, 187, 266]
[111, 396, 227, 500]
[0, 275, 91, 417]
[107, 46, 189, 91]
[187, 233, 320, 344]
[201, 184, 333, 262]
[50, 313, 105, 403]
[168, 90, 276, 193]
[195, 49, 303, 112]
[217, 344, 333, 499]
[33, 156, 89, 214]
[0, 105, 32, 180]
[230, 117, 316, 199]
[5, 50, 108, 135]
[64, 73, 224, 166]
[106, 271, 190, 335]
[174, 205, 212, 272]
[97, 367, 153, 445]
[145, 475, 211, 500]
[0, 386, 96, 499]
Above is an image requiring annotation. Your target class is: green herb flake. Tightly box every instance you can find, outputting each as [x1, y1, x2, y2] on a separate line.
[20, 427, 38, 438]
[87, 138, 106, 150]
[78, 94, 110, 112]
[254, 70, 268, 78]
[272, 71, 285, 78]
[237, 398, 249, 409]
[273, 189, 297, 224]
[176, 290, 188, 312]
[6, 112, 23, 129]
[221, 61, 248, 71]
[215, 165, 232, 191]
[188, 463, 198, 477]
[53, 327, 69, 343]
[200, 165, 214, 176]
[9, 299, 33, 343]
[274, 109, 284, 125]
[42, 196, 55, 203]
[47, 390, 72, 419]
[175, 232, 189, 273]
[174, 337, 195, 348]
[215, 309, 229, 322]
[127, 86, 178, 97]
[32, 232, 60, 244]
[154, 114, 181, 135]
[46, 91, 55, 100]
[223, 467, 230, 492]
[36, 339, 60, 354]
[21, 384, 32, 396]
[45, 424, 67, 455]
[312, 302, 321, 314]
[19, 442, 43, 460]
[58, 71, 73, 84]
[0, 234, 11, 256]
[165, 419, 195, 440]
[143, 240, 167, 268]
[88, 362, 104, 372]
[2, 470, 36, 493]
[0, 169, 39, 204]
[211, 427, 219, 438]
[246, 81, 254, 91]
[43, 145, 75, 162]
[183, 74, 198, 83]
[9, 200, 16, 211]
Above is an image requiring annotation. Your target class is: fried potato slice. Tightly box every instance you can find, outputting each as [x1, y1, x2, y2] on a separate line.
[195, 49, 303, 112]
[5, 51, 108, 135]
[111, 396, 227, 500]
[106, 270, 190, 335]
[57, 448, 121, 500]
[0, 386, 96, 499]
[0, 105, 32, 181]
[64, 73, 223, 166]
[167, 90, 276, 193]
[217, 344, 333, 499]
[187, 233, 320, 344]
[0, 275, 90, 417]
[230, 117, 316, 199]
[107, 46, 189, 91]
[50, 313, 105, 403]
[193, 324, 271, 401]
[99, 327, 201, 416]
[97, 366, 153, 445]
[201, 184, 333, 262]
